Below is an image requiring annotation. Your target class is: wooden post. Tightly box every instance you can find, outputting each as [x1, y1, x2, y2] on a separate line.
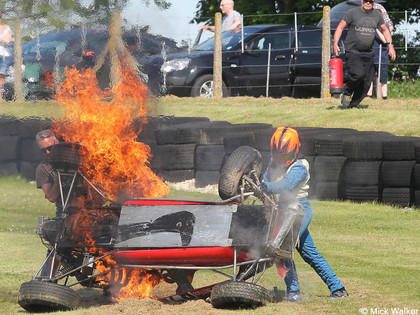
[108, 12, 122, 87]
[213, 12, 222, 98]
[321, 6, 331, 99]
[13, 19, 24, 102]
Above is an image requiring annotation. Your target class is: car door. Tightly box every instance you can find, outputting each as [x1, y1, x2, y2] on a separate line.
[290, 27, 323, 96]
[233, 28, 294, 96]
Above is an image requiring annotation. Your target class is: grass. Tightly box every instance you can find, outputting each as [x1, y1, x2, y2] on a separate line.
[1, 94, 419, 313]
[1, 96, 419, 136]
[0, 176, 419, 314]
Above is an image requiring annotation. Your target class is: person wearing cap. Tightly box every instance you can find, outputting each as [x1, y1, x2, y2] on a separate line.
[0, 11, 12, 100]
[262, 127, 348, 301]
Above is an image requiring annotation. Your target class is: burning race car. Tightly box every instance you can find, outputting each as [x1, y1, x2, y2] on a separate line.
[18, 144, 304, 311]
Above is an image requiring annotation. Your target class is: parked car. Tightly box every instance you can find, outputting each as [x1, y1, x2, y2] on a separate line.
[3, 28, 181, 100]
[142, 24, 346, 98]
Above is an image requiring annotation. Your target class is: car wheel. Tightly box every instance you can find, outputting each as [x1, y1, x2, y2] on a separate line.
[210, 281, 272, 309]
[191, 74, 229, 97]
[18, 280, 81, 312]
[48, 143, 81, 171]
[218, 146, 262, 201]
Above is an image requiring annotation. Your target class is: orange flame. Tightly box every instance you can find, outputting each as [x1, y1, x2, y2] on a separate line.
[53, 65, 169, 201]
[54, 61, 169, 300]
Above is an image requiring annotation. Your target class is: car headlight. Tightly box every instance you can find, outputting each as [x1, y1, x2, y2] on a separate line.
[160, 58, 191, 73]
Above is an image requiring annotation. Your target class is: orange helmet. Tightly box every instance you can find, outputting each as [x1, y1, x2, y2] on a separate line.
[270, 127, 300, 166]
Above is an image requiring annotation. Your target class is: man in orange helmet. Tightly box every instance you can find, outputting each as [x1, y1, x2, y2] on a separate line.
[262, 127, 348, 301]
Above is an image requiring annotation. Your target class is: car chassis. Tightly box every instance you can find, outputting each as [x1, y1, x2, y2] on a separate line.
[18, 144, 304, 311]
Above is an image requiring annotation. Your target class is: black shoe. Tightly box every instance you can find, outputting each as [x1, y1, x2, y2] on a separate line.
[341, 93, 352, 108]
[330, 287, 349, 298]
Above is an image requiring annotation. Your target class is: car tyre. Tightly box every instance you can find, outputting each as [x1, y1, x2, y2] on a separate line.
[218, 146, 262, 201]
[210, 281, 272, 309]
[191, 74, 229, 97]
[18, 280, 81, 312]
[48, 142, 81, 171]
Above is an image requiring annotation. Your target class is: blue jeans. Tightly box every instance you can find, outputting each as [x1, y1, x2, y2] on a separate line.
[284, 198, 344, 293]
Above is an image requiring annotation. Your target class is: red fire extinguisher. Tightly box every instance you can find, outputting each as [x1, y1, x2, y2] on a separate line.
[329, 57, 343, 94]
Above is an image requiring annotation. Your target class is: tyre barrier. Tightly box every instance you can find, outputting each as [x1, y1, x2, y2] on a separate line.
[0, 116, 419, 208]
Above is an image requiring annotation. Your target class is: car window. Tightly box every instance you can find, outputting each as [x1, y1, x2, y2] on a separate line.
[194, 27, 261, 51]
[298, 29, 322, 53]
[248, 31, 290, 51]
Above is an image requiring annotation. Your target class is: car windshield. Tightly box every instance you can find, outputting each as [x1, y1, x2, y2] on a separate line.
[194, 27, 262, 51]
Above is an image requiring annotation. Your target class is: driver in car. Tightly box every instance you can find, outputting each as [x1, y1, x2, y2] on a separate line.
[262, 127, 348, 301]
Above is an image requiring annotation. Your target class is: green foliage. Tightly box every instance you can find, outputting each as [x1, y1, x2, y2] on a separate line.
[0, 0, 171, 38]
[391, 33, 420, 79]
[388, 75, 420, 99]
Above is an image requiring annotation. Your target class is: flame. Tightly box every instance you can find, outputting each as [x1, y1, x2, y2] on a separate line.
[54, 59, 169, 300]
[53, 64, 169, 201]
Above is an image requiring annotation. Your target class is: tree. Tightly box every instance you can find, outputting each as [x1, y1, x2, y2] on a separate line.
[192, 0, 418, 29]
[0, 0, 171, 37]
[193, 0, 420, 76]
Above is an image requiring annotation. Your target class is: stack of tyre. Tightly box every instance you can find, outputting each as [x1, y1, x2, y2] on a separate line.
[342, 132, 393, 203]
[152, 118, 222, 184]
[302, 128, 361, 200]
[380, 136, 420, 207]
[414, 143, 420, 207]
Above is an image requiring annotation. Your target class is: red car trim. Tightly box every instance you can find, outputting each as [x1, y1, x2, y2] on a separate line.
[113, 247, 249, 266]
[123, 198, 237, 206]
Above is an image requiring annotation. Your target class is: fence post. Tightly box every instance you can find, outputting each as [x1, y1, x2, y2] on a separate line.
[377, 44, 382, 98]
[266, 43, 271, 97]
[213, 12, 222, 98]
[321, 6, 331, 99]
[13, 18, 24, 102]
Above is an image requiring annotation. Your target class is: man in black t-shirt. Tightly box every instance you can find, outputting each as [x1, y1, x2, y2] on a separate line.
[333, 0, 396, 108]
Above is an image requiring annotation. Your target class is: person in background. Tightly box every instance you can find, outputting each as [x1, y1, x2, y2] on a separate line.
[0, 11, 12, 100]
[367, 3, 393, 99]
[35, 130, 61, 277]
[333, 0, 396, 108]
[367, 27, 390, 99]
[35, 129, 62, 214]
[373, 2, 394, 32]
[199, 0, 241, 33]
[262, 127, 348, 302]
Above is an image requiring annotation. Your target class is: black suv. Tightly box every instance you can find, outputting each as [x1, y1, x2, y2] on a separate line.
[143, 24, 345, 98]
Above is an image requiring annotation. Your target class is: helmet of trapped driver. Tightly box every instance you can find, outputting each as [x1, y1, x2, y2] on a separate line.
[270, 127, 300, 167]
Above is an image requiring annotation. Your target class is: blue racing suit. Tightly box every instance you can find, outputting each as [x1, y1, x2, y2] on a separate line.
[263, 158, 344, 293]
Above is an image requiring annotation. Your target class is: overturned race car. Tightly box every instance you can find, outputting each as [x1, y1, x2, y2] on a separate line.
[18, 144, 304, 312]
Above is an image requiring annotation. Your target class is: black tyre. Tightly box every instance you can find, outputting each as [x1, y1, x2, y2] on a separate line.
[381, 188, 411, 207]
[18, 280, 81, 312]
[191, 74, 229, 97]
[211, 281, 272, 309]
[345, 185, 379, 202]
[218, 146, 262, 201]
[344, 161, 381, 186]
[314, 156, 347, 182]
[48, 142, 81, 171]
[381, 161, 415, 187]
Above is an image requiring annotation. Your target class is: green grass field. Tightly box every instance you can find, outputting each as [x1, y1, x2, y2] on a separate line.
[0, 95, 419, 313]
[1, 96, 419, 136]
[0, 176, 419, 314]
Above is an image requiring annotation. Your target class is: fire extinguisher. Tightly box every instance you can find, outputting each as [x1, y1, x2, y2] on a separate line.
[329, 57, 343, 95]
